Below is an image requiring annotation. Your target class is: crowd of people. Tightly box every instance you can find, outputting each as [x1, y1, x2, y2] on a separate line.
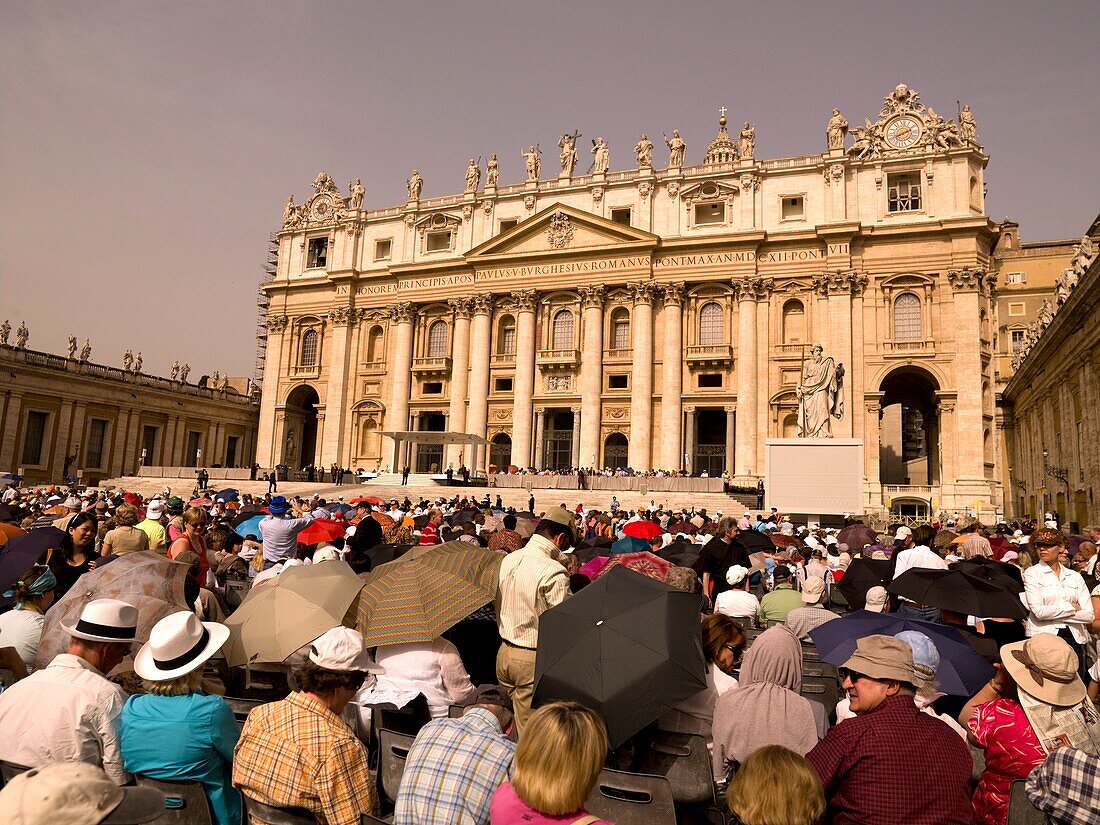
[0, 477, 1098, 825]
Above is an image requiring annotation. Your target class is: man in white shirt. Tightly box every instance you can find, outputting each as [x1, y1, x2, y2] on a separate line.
[1022, 528, 1094, 681]
[0, 599, 137, 784]
[892, 524, 948, 622]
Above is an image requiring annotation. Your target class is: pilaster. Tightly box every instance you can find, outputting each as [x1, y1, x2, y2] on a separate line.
[660, 283, 685, 471]
[579, 285, 605, 468]
[510, 290, 538, 468]
[628, 281, 657, 471]
[387, 302, 416, 467]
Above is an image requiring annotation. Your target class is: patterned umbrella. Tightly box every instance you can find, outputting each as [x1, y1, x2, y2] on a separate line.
[355, 541, 501, 647]
[371, 511, 396, 529]
[837, 523, 879, 550]
[36, 552, 190, 670]
[594, 551, 673, 583]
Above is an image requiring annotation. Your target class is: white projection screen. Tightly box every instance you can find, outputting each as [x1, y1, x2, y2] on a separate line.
[765, 439, 864, 515]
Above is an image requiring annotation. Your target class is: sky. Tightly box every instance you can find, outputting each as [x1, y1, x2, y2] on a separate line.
[2, 0, 1098, 379]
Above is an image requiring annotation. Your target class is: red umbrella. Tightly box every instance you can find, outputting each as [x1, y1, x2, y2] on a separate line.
[594, 551, 673, 583]
[297, 519, 347, 545]
[623, 520, 663, 540]
[189, 497, 212, 506]
[350, 495, 384, 506]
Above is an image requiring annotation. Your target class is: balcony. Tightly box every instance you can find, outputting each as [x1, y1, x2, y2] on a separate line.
[490, 353, 516, 367]
[773, 343, 807, 358]
[360, 360, 386, 376]
[603, 347, 632, 363]
[411, 356, 452, 377]
[537, 349, 580, 371]
[882, 340, 935, 357]
[686, 344, 734, 368]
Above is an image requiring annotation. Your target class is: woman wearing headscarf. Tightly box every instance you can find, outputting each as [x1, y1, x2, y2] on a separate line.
[0, 564, 57, 671]
[711, 625, 825, 783]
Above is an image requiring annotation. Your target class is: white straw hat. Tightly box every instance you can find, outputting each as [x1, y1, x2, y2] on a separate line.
[61, 599, 139, 643]
[134, 611, 229, 681]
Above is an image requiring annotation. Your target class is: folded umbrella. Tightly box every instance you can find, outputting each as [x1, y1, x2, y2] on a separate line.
[355, 541, 501, 647]
[808, 609, 995, 696]
[951, 557, 1023, 594]
[534, 565, 707, 747]
[835, 558, 891, 606]
[889, 568, 1027, 619]
[611, 535, 649, 555]
[297, 519, 347, 546]
[623, 520, 663, 541]
[0, 527, 64, 595]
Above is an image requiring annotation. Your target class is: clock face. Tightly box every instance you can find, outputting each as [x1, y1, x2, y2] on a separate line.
[885, 117, 922, 149]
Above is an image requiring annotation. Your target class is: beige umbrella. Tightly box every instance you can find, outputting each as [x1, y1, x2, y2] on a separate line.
[223, 561, 364, 667]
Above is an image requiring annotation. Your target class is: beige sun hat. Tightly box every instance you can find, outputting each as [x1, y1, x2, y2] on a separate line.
[841, 634, 916, 685]
[1002, 634, 1085, 706]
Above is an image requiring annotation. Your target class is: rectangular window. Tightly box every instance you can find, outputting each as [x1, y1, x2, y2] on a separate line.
[608, 374, 628, 390]
[1010, 329, 1025, 353]
[610, 207, 631, 225]
[698, 373, 723, 389]
[426, 230, 452, 252]
[1008, 302, 1026, 316]
[422, 381, 443, 394]
[20, 411, 48, 466]
[141, 425, 158, 465]
[781, 196, 805, 220]
[86, 418, 108, 468]
[306, 237, 328, 268]
[374, 239, 392, 261]
[887, 173, 921, 213]
[185, 431, 202, 467]
[694, 202, 725, 225]
[1004, 271, 1026, 285]
[494, 377, 513, 393]
[501, 327, 516, 355]
[225, 435, 239, 467]
[499, 218, 519, 233]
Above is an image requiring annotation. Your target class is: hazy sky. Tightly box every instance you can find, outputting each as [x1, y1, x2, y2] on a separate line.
[2, 1, 1098, 378]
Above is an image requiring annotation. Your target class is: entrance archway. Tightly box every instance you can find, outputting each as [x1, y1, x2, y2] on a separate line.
[284, 385, 319, 470]
[489, 434, 512, 471]
[604, 433, 628, 470]
[879, 367, 940, 485]
[543, 410, 575, 471]
[415, 412, 446, 473]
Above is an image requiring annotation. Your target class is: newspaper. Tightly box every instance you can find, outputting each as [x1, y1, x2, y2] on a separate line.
[1018, 687, 1100, 754]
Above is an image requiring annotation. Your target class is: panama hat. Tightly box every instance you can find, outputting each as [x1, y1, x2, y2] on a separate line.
[61, 599, 139, 643]
[134, 611, 229, 681]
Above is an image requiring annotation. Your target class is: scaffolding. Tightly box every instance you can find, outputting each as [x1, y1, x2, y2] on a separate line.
[254, 234, 278, 385]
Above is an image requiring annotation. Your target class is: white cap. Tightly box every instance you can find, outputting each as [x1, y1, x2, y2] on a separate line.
[801, 576, 827, 604]
[894, 526, 912, 541]
[145, 501, 165, 519]
[725, 565, 750, 586]
[308, 627, 383, 673]
[0, 762, 164, 825]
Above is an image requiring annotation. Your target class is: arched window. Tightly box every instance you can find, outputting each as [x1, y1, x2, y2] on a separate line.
[781, 299, 805, 344]
[552, 309, 574, 350]
[893, 293, 922, 342]
[427, 320, 448, 357]
[610, 307, 630, 350]
[365, 326, 384, 362]
[699, 302, 724, 345]
[497, 315, 516, 355]
[300, 329, 318, 367]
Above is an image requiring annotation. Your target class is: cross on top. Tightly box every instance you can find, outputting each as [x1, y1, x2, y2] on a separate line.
[719, 106, 728, 118]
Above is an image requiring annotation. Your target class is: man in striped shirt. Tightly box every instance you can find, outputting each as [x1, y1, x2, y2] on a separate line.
[494, 507, 572, 736]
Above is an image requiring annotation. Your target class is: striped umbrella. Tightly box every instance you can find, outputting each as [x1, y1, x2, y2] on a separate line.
[355, 541, 501, 647]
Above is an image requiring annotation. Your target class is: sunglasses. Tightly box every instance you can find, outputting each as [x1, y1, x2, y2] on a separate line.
[839, 668, 873, 684]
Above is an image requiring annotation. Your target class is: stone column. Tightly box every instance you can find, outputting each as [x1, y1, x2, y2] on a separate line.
[466, 296, 493, 473]
[510, 290, 538, 468]
[660, 283, 685, 471]
[864, 393, 884, 511]
[320, 306, 356, 465]
[754, 278, 774, 474]
[724, 405, 736, 478]
[50, 400, 75, 481]
[734, 279, 758, 479]
[533, 409, 546, 469]
[684, 407, 696, 473]
[387, 302, 416, 468]
[628, 282, 657, 471]
[578, 286, 605, 468]
[948, 269, 989, 485]
[445, 298, 473, 469]
[0, 391, 24, 471]
[255, 316, 288, 468]
[571, 407, 582, 468]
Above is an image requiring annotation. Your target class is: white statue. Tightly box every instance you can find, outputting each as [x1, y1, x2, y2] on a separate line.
[349, 178, 365, 209]
[310, 171, 338, 194]
[591, 137, 610, 173]
[407, 170, 423, 200]
[0, 320, 9, 346]
[133, 352, 142, 373]
[826, 108, 849, 150]
[665, 130, 686, 168]
[219, 372, 229, 390]
[521, 146, 541, 181]
[738, 122, 755, 160]
[958, 104, 977, 144]
[67, 335, 77, 359]
[171, 360, 180, 380]
[486, 154, 500, 187]
[282, 196, 299, 228]
[558, 132, 580, 176]
[80, 339, 91, 362]
[464, 159, 480, 192]
[123, 349, 134, 371]
[15, 322, 28, 349]
[633, 133, 654, 167]
[797, 344, 843, 438]
[179, 363, 191, 383]
[211, 369, 221, 387]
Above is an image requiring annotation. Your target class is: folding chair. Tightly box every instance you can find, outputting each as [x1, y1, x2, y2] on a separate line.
[1006, 779, 1053, 825]
[585, 768, 677, 825]
[242, 795, 318, 824]
[636, 731, 715, 806]
[136, 776, 214, 825]
[800, 674, 840, 722]
[378, 728, 415, 806]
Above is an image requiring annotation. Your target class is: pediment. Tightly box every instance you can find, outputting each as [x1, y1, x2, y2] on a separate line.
[467, 203, 658, 261]
[679, 180, 739, 204]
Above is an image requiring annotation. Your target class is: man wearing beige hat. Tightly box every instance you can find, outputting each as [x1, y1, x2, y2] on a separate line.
[784, 576, 840, 641]
[807, 634, 972, 825]
[0, 598, 138, 784]
[0, 762, 164, 825]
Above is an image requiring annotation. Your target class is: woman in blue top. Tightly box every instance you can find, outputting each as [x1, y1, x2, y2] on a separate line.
[121, 611, 241, 825]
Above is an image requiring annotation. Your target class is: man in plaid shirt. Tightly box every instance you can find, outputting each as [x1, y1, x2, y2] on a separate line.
[1027, 747, 1100, 825]
[393, 686, 515, 825]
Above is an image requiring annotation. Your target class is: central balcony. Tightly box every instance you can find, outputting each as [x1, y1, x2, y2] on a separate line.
[411, 356, 452, 377]
[686, 344, 734, 368]
[537, 349, 580, 371]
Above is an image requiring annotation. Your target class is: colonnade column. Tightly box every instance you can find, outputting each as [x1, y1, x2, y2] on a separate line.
[533, 411, 546, 469]
[659, 283, 685, 471]
[734, 279, 758, 480]
[684, 407, 696, 473]
[0, 391, 24, 471]
[571, 407, 582, 468]
[510, 290, 538, 468]
[320, 305, 356, 465]
[387, 302, 416, 469]
[255, 316, 288, 468]
[724, 405, 736, 478]
[445, 298, 473, 469]
[466, 296, 493, 473]
[628, 282, 656, 471]
[578, 286, 605, 468]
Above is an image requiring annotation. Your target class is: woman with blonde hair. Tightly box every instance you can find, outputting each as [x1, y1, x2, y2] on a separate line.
[101, 503, 150, 557]
[727, 745, 825, 825]
[491, 701, 612, 824]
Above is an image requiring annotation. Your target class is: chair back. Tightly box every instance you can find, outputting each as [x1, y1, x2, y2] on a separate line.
[242, 794, 319, 824]
[379, 728, 415, 805]
[1007, 779, 1052, 825]
[360, 816, 391, 824]
[224, 697, 264, 725]
[225, 578, 250, 609]
[135, 775, 214, 825]
[801, 660, 839, 681]
[635, 731, 714, 806]
[447, 704, 464, 719]
[0, 760, 31, 783]
[800, 642, 822, 662]
[800, 675, 840, 722]
[584, 768, 677, 825]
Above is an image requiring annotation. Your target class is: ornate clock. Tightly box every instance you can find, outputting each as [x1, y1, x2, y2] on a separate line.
[885, 116, 922, 149]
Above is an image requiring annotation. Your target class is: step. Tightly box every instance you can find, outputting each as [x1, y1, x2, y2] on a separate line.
[366, 472, 440, 488]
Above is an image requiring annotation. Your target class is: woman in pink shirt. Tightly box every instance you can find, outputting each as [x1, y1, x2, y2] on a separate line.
[491, 701, 612, 825]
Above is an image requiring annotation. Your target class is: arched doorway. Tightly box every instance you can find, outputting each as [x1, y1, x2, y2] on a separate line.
[284, 385, 319, 470]
[543, 410, 574, 470]
[879, 367, 940, 486]
[415, 411, 446, 473]
[489, 434, 512, 471]
[604, 433, 628, 470]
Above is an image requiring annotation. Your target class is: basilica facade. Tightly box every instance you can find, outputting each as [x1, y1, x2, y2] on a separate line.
[256, 85, 1002, 516]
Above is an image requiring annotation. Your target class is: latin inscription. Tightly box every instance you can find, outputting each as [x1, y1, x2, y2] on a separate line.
[478, 256, 651, 281]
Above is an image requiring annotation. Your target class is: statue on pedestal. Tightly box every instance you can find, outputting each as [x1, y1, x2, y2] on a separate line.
[958, 104, 977, 144]
[134, 352, 142, 374]
[826, 108, 849, 150]
[0, 320, 9, 346]
[633, 133, 653, 167]
[179, 363, 191, 383]
[123, 349, 134, 371]
[282, 196, 300, 229]
[68, 335, 77, 359]
[171, 360, 180, 380]
[211, 370, 221, 388]
[80, 339, 91, 362]
[665, 130, 686, 167]
[797, 344, 844, 438]
[349, 178, 365, 209]
[464, 159, 481, 192]
[558, 132, 580, 177]
[15, 322, 28, 349]
[486, 154, 499, 187]
[407, 170, 423, 200]
[521, 146, 541, 181]
[591, 137, 610, 174]
[738, 122, 756, 160]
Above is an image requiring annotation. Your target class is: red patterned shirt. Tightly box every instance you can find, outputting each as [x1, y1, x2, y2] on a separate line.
[967, 698, 1045, 825]
[807, 693, 973, 825]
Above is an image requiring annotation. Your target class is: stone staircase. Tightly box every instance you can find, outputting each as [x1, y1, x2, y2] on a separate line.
[365, 472, 441, 488]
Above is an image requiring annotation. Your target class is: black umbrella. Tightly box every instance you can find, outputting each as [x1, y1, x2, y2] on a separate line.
[738, 530, 776, 553]
[0, 527, 66, 595]
[413, 514, 430, 530]
[951, 558, 1024, 594]
[837, 523, 878, 550]
[574, 537, 613, 564]
[0, 504, 17, 522]
[451, 508, 479, 526]
[835, 558, 891, 607]
[534, 565, 707, 747]
[215, 488, 239, 502]
[657, 539, 702, 569]
[366, 543, 413, 568]
[889, 568, 1027, 619]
